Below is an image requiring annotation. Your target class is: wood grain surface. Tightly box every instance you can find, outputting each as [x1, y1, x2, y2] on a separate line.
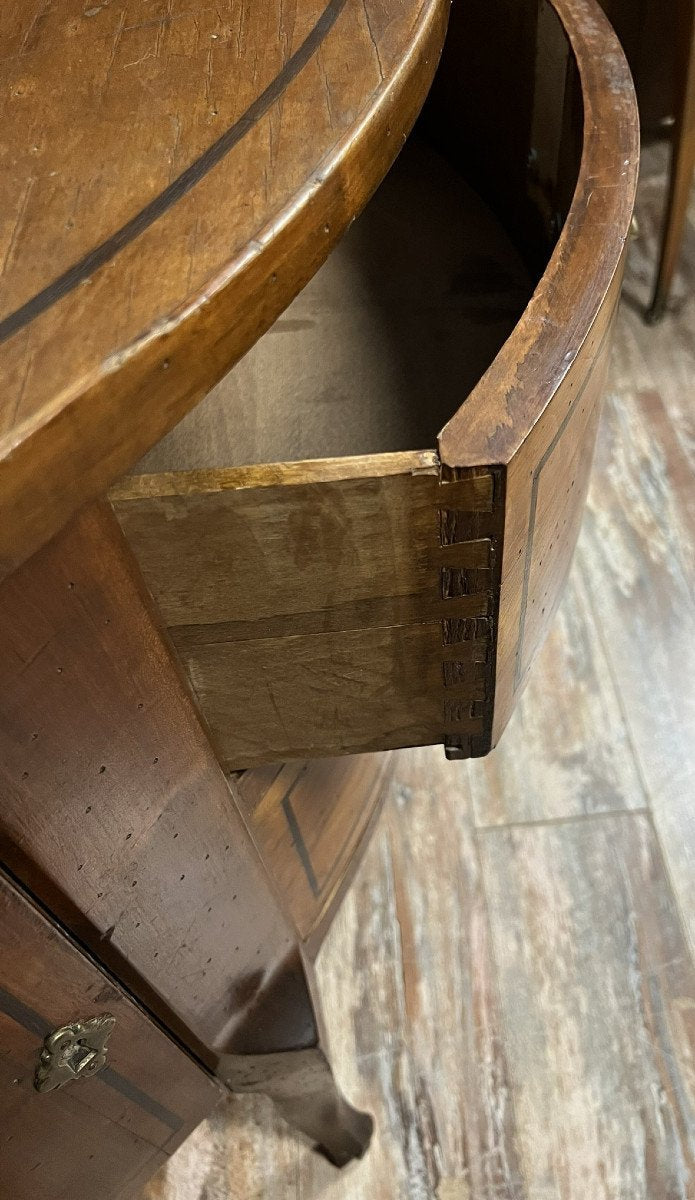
[0, 502, 338, 1066]
[113, 451, 497, 767]
[236, 753, 392, 945]
[435, 0, 638, 748]
[0, 0, 450, 579]
[142, 143, 695, 1200]
[0, 868, 221, 1200]
[112, 459, 444, 636]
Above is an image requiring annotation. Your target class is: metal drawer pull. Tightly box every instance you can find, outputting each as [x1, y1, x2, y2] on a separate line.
[34, 1014, 115, 1092]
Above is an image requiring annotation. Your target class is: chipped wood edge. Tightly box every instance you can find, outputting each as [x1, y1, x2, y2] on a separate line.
[108, 449, 439, 501]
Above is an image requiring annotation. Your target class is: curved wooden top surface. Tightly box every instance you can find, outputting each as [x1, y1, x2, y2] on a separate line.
[0, 0, 448, 577]
[439, 0, 639, 469]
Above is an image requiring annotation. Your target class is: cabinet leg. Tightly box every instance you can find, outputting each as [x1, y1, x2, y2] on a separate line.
[221, 1046, 373, 1165]
[218, 950, 372, 1165]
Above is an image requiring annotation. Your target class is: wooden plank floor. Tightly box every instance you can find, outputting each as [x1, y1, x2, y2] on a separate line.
[142, 145, 695, 1200]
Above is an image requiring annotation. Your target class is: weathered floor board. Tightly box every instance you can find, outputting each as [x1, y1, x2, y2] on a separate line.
[143, 146, 695, 1198]
[480, 812, 695, 1200]
[578, 390, 695, 962]
[468, 557, 649, 826]
[575, 147, 695, 959]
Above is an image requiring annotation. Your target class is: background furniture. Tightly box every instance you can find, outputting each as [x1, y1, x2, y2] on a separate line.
[0, 0, 638, 1195]
[601, 0, 695, 320]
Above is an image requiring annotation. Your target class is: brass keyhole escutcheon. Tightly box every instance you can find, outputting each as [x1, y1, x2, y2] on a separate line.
[34, 1014, 116, 1092]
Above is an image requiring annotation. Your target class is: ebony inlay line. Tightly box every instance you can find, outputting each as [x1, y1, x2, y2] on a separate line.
[99, 1066, 183, 1133]
[281, 768, 378, 901]
[0, 0, 347, 346]
[282, 773, 320, 898]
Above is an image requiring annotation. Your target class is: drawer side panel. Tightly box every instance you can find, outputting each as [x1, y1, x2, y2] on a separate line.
[114, 458, 498, 765]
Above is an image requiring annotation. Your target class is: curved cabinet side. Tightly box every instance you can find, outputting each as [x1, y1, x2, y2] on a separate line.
[438, 0, 638, 752]
[488, 259, 625, 743]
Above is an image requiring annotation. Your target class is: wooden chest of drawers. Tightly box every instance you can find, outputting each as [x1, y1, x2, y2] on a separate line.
[0, 0, 638, 1193]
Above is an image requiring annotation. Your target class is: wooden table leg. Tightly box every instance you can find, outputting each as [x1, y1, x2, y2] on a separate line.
[647, 0, 695, 322]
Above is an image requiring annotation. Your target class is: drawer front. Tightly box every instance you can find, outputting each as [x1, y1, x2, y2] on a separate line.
[0, 868, 220, 1200]
[236, 752, 392, 946]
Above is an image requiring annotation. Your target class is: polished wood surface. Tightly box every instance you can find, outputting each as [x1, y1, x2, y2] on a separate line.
[0, 500, 376, 1169]
[0, 0, 449, 580]
[0, 868, 221, 1200]
[143, 149, 695, 1196]
[0, 503, 302, 1061]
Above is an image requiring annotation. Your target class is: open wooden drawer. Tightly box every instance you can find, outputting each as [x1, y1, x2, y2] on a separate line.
[109, 0, 639, 772]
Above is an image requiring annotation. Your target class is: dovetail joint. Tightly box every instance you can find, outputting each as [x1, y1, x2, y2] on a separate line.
[437, 468, 503, 760]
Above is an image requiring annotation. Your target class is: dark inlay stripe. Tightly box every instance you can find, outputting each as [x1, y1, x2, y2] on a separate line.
[0, 0, 347, 346]
[98, 1066, 183, 1133]
[0, 983, 48, 1040]
[0, 983, 183, 1133]
[281, 766, 379, 901]
[282, 772, 320, 898]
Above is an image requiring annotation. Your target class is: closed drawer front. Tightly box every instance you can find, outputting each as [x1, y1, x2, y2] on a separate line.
[0, 869, 220, 1200]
